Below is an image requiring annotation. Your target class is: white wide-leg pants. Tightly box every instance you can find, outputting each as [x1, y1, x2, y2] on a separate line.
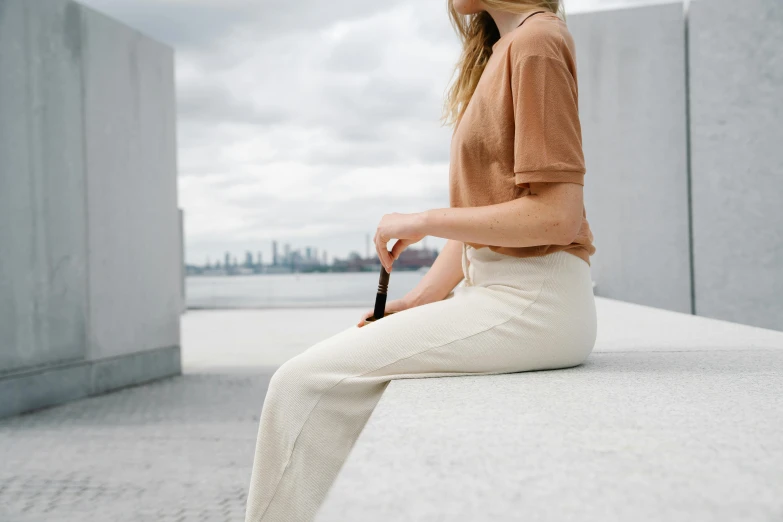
[245, 244, 597, 522]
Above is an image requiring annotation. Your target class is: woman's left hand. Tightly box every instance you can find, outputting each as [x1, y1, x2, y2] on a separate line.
[374, 211, 428, 272]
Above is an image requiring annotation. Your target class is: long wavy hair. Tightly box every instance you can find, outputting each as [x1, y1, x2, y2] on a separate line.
[442, 0, 564, 128]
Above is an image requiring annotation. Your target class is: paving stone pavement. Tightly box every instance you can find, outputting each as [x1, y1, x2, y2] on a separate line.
[0, 308, 367, 522]
[0, 369, 275, 522]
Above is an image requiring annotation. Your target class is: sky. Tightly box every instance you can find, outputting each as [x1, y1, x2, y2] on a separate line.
[77, 0, 662, 266]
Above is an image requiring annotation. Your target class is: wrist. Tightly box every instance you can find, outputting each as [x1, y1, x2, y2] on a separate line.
[405, 286, 439, 308]
[403, 290, 426, 308]
[417, 210, 432, 236]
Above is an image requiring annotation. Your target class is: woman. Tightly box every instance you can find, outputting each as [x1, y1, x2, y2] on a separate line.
[245, 1, 596, 520]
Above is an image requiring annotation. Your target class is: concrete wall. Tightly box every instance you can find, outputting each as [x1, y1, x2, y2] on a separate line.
[688, 0, 783, 331]
[0, 0, 89, 375]
[569, 2, 692, 314]
[180, 208, 186, 314]
[0, 0, 181, 418]
[80, 6, 181, 359]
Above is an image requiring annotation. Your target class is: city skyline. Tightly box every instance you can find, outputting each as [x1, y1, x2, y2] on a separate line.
[188, 232, 443, 270]
[187, 233, 439, 276]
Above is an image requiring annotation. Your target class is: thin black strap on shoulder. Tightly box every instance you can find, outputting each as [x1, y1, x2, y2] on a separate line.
[517, 10, 547, 28]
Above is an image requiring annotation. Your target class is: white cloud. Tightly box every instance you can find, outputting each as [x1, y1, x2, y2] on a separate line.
[78, 0, 637, 264]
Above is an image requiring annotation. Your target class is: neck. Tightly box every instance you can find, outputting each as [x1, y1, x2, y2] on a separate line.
[485, 8, 543, 38]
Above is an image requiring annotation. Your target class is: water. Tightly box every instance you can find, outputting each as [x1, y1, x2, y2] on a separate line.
[186, 271, 427, 309]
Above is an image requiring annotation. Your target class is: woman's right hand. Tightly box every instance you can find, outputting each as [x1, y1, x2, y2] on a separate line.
[357, 297, 416, 328]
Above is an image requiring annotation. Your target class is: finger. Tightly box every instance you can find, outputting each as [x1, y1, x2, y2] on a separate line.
[381, 239, 393, 272]
[374, 230, 383, 268]
[390, 239, 409, 263]
[358, 312, 372, 327]
[380, 243, 391, 272]
[376, 233, 391, 272]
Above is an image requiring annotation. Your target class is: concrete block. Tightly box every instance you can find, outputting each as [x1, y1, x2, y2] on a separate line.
[179, 208, 186, 314]
[688, 0, 783, 331]
[316, 298, 783, 522]
[0, 345, 180, 418]
[90, 345, 181, 396]
[0, 363, 90, 418]
[78, 4, 181, 358]
[0, 0, 89, 373]
[0, 1, 182, 417]
[569, 2, 692, 313]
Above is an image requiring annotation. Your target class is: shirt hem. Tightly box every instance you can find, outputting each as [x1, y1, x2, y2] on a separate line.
[467, 243, 592, 267]
[514, 171, 585, 186]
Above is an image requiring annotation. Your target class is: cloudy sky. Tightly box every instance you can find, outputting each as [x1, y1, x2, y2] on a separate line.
[78, 0, 654, 266]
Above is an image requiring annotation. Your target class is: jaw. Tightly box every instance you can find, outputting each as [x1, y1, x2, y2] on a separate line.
[452, 0, 485, 16]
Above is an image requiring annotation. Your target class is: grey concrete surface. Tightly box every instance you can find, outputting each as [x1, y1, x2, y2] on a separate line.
[180, 208, 187, 314]
[569, 2, 693, 314]
[316, 300, 783, 521]
[0, 367, 272, 522]
[2, 302, 781, 521]
[181, 307, 377, 370]
[0, 0, 181, 418]
[0, 346, 180, 419]
[80, 4, 181, 360]
[0, 0, 89, 374]
[0, 307, 351, 522]
[688, 0, 783, 331]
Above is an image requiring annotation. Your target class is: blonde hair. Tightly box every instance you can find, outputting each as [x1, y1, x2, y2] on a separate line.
[442, 1, 564, 128]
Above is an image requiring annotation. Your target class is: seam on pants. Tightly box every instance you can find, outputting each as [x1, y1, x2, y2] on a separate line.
[461, 242, 471, 286]
[254, 254, 556, 521]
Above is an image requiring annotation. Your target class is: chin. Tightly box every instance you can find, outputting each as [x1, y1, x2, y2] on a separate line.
[452, 0, 484, 15]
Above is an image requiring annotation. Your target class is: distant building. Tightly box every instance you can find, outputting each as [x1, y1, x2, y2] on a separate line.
[395, 246, 438, 270]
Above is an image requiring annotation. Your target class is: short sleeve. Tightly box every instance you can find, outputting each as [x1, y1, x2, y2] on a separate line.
[511, 53, 586, 186]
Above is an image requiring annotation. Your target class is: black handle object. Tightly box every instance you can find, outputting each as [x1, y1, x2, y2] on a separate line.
[366, 263, 391, 323]
[373, 264, 391, 320]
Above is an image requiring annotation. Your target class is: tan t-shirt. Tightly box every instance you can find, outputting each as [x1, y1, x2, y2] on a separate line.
[449, 10, 595, 266]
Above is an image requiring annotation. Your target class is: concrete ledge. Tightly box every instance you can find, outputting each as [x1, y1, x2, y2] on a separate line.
[0, 345, 181, 419]
[316, 298, 783, 521]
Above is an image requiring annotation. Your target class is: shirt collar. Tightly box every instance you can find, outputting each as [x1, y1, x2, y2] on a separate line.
[491, 9, 549, 52]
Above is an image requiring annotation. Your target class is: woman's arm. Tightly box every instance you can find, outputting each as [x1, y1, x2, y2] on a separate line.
[374, 182, 583, 273]
[397, 182, 581, 307]
[424, 182, 583, 248]
[404, 239, 465, 306]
